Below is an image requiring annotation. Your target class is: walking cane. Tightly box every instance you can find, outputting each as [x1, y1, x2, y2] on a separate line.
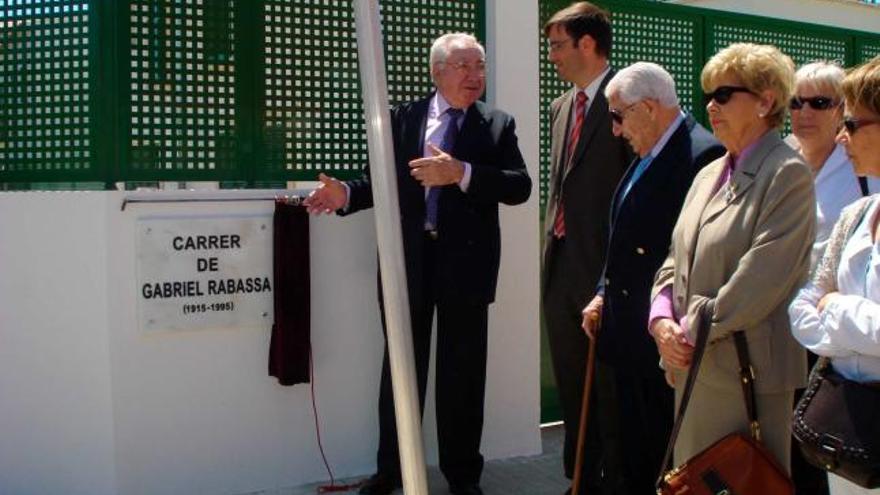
[571, 313, 599, 495]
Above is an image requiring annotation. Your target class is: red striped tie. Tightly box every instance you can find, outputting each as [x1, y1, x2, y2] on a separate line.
[553, 91, 588, 239]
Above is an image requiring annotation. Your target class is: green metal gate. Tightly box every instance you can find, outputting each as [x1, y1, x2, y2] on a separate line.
[0, 0, 485, 188]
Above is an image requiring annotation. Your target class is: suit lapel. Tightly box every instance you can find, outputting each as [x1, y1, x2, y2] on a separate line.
[563, 70, 614, 184]
[698, 131, 781, 229]
[453, 102, 484, 158]
[552, 90, 574, 192]
[410, 97, 431, 161]
[679, 166, 719, 280]
[612, 116, 691, 224]
[610, 156, 638, 225]
[402, 96, 432, 213]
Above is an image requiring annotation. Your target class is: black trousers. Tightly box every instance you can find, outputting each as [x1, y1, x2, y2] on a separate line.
[606, 364, 674, 494]
[375, 233, 488, 487]
[544, 237, 621, 493]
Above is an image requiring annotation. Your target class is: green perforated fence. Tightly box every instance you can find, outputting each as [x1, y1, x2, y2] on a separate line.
[127, 0, 239, 180]
[0, 1, 93, 183]
[537, 0, 880, 212]
[262, 0, 483, 181]
[0, 0, 484, 187]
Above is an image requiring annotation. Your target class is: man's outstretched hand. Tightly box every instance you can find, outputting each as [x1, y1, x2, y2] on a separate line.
[304, 173, 347, 214]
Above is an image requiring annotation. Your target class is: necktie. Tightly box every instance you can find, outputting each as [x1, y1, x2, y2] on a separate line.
[553, 91, 588, 238]
[617, 154, 653, 209]
[426, 107, 464, 231]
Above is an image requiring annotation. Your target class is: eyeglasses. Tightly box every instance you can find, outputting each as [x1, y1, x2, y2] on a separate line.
[609, 102, 640, 125]
[703, 86, 755, 106]
[443, 60, 487, 74]
[547, 38, 574, 52]
[842, 116, 880, 134]
[789, 96, 839, 111]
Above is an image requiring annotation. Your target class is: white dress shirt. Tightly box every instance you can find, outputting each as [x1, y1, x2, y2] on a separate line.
[790, 195, 880, 382]
[342, 92, 471, 211]
[424, 92, 471, 192]
[568, 65, 610, 129]
[812, 144, 863, 268]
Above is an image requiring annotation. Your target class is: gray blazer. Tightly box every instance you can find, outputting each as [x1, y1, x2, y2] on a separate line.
[653, 131, 815, 393]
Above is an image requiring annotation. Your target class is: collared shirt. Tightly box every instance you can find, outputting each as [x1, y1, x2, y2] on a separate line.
[617, 112, 685, 205]
[342, 92, 472, 210]
[423, 92, 472, 193]
[810, 144, 862, 269]
[712, 133, 763, 196]
[790, 196, 880, 382]
[568, 65, 610, 129]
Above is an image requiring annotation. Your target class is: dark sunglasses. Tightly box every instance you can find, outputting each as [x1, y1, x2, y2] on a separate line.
[703, 86, 754, 105]
[609, 102, 639, 125]
[789, 96, 838, 111]
[843, 116, 880, 134]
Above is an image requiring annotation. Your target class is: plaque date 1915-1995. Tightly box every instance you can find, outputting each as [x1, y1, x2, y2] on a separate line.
[182, 301, 235, 315]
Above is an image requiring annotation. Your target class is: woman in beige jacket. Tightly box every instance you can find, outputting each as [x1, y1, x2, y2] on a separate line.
[649, 43, 816, 471]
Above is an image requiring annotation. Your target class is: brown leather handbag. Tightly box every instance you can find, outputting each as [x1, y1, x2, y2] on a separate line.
[655, 311, 794, 495]
[792, 357, 880, 488]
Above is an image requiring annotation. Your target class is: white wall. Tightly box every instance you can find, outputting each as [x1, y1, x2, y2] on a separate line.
[0, 184, 541, 495]
[0, 193, 117, 495]
[483, 0, 543, 459]
[670, 0, 880, 34]
[106, 195, 386, 495]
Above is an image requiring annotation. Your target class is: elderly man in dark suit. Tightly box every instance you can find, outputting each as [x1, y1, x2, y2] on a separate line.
[581, 62, 724, 494]
[304, 32, 531, 495]
[542, 3, 632, 493]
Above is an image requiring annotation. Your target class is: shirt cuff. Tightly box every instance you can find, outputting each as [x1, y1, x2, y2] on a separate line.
[648, 285, 675, 336]
[458, 162, 472, 192]
[341, 182, 351, 212]
[680, 315, 694, 346]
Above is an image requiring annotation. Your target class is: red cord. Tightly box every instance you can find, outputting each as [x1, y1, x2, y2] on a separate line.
[310, 348, 365, 493]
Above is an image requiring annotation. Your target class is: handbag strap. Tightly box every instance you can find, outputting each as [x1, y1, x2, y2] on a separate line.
[733, 331, 760, 441]
[655, 307, 759, 488]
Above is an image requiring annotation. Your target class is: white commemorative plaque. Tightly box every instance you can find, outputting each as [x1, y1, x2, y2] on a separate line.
[136, 214, 274, 332]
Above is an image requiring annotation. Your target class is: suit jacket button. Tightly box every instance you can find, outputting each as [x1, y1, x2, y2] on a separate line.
[622, 289, 629, 297]
[636, 247, 645, 255]
[605, 278, 611, 286]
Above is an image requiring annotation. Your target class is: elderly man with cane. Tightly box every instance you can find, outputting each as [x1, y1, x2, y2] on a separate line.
[579, 62, 723, 494]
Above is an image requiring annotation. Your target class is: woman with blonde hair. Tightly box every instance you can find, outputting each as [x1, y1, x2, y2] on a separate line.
[789, 55, 880, 495]
[650, 42, 815, 471]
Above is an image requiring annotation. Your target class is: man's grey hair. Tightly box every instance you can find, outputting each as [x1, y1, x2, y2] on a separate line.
[604, 62, 679, 108]
[795, 60, 845, 99]
[429, 32, 485, 68]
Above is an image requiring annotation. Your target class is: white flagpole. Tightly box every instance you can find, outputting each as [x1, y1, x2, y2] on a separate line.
[352, 1, 429, 494]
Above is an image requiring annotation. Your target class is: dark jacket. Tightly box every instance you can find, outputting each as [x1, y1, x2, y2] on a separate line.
[344, 94, 532, 306]
[597, 115, 724, 369]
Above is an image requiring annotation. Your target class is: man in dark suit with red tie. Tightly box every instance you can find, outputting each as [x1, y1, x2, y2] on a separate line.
[304, 33, 531, 495]
[542, 3, 633, 493]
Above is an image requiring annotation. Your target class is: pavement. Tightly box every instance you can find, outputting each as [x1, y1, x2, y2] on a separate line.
[249, 424, 569, 495]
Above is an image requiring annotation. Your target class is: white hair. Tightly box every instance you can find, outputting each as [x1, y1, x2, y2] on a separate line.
[604, 62, 679, 108]
[429, 32, 485, 68]
[795, 60, 845, 99]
